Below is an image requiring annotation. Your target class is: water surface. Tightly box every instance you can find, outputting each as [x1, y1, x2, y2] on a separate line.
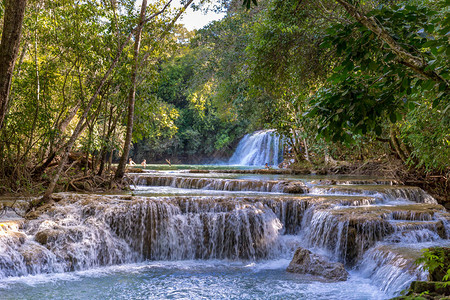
[0, 260, 388, 300]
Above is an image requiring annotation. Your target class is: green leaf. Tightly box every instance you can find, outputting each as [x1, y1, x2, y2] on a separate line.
[423, 80, 435, 91]
[433, 98, 440, 108]
[389, 112, 397, 123]
[402, 77, 409, 89]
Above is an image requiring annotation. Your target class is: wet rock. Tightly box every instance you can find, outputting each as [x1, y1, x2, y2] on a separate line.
[35, 229, 63, 245]
[287, 247, 349, 281]
[126, 168, 145, 173]
[50, 194, 64, 202]
[19, 244, 51, 266]
[9, 231, 27, 244]
[282, 182, 308, 194]
[444, 202, 450, 211]
[435, 221, 447, 239]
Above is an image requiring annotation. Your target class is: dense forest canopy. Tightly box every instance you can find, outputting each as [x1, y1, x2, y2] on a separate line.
[0, 0, 448, 196]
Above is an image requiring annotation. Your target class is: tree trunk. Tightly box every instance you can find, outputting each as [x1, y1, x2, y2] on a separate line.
[303, 138, 310, 162]
[98, 148, 107, 176]
[114, 0, 193, 179]
[390, 127, 408, 163]
[0, 0, 27, 130]
[115, 0, 148, 180]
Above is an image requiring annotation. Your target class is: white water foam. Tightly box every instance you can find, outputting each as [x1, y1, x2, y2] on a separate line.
[229, 130, 283, 166]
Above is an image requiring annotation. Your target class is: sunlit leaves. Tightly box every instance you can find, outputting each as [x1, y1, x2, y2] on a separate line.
[310, 0, 449, 142]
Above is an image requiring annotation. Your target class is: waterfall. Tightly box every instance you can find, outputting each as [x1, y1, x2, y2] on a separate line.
[0, 195, 290, 279]
[228, 130, 283, 166]
[131, 175, 308, 194]
[0, 173, 447, 298]
[1, 190, 445, 277]
[358, 245, 428, 294]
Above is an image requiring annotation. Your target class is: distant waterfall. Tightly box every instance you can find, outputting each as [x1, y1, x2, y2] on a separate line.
[228, 130, 283, 166]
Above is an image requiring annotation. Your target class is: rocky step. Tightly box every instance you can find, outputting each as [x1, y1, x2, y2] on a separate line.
[309, 179, 400, 186]
[328, 204, 446, 222]
[388, 220, 447, 240]
[130, 175, 309, 194]
[191, 169, 303, 175]
[310, 185, 437, 204]
[191, 169, 399, 183]
[0, 198, 31, 222]
[305, 203, 447, 265]
[186, 170, 400, 185]
[358, 244, 429, 294]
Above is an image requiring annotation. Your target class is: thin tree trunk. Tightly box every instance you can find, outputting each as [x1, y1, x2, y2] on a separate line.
[115, 0, 148, 180]
[40, 33, 133, 203]
[98, 149, 107, 176]
[0, 0, 27, 130]
[303, 138, 310, 162]
[115, 0, 191, 179]
[25, 17, 40, 159]
[8, 41, 28, 102]
[99, 105, 125, 176]
[390, 127, 407, 163]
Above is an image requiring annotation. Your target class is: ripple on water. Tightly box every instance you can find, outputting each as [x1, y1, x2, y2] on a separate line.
[0, 260, 389, 300]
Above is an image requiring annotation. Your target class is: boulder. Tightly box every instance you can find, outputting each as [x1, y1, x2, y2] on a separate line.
[35, 228, 63, 245]
[280, 182, 308, 194]
[287, 247, 349, 281]
[19, 244, 51, 267]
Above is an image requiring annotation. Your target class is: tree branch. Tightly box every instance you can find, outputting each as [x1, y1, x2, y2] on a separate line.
[335, 0, 449, 90]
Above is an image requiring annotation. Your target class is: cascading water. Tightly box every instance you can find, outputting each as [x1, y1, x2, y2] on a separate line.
[1, 171, 449, 299]
[228, 130, 283, 166]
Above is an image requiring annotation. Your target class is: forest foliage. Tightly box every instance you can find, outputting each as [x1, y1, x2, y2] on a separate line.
[0, 0, 448, 195]
[153, 0, 448, 172]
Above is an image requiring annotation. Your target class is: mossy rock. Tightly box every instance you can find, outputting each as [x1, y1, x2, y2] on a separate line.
[409, 281, 450, 296]
[392, 281, 450, 299]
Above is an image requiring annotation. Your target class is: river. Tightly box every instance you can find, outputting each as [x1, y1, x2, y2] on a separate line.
[0, 167, 448, 299]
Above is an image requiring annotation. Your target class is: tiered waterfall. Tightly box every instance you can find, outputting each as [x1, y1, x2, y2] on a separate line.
[0, 170, 449, 298]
